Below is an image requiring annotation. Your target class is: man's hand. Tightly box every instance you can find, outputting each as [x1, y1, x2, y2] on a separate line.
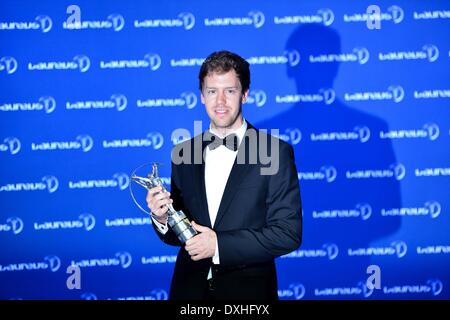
[146, 186, 173, 224]
[185, 221, 217, 261]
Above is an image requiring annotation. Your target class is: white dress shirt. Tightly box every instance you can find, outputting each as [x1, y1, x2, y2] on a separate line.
[152, 120, 248, 276]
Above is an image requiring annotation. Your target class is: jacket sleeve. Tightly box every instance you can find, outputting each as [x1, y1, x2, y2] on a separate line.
[217, 143, 302, 267]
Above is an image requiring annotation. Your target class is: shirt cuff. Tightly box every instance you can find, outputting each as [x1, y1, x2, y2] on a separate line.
[212, 238, 220, 264]
[151, 216, 168, 234]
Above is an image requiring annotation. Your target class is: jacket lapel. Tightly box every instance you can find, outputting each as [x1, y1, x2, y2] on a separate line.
[192, 132, 212, 228]
[212, 123, 256, 229]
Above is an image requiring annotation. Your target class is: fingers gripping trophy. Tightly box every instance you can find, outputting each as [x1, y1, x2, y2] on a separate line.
[130, 163, 197, 243]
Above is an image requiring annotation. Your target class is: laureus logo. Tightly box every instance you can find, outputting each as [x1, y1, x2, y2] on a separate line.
[181, 92, 198, 109]
[359, 281, 374, 298]
[79, 213, 96, 231]
[76, 135, 94, 152]
[289, 283, 306, 300]
[422, 45, 439, 62]
[319, 88, 336, 105]
[115, 251, 132, 269]
[110, 94, 128, 111]
[427, 279, 443, 296]
[318, 8, 335, 26]
[278, 128, 302, 145]
[178, 12, 196, 30]
[150, 289, 168, 300]
[44, 255, 61, 272]
[284, 50, 301, 67]
[247, 90, 267, 107]
[388, 85, 405, 103]
[144, 53, 162, 71]
[6, 217, 24, 235]
[113, 173, 130, 190]
[387, 5, 404, 24]
[320, 166, 337, 183]
[354, 126, 371, 143]
[353, 47, 370, 64]
[424, 201, 441, 219]
[146, 132, 164, 150]
[322, 243, 339, 260]
[0, 56, 18, 74]
[35, 15, 53, 33]
[73, 55, 91, 72]
[81, 293, 98, 300]
[42, 176, 59, 193]
[423, 123, 440, 141]
[2, 137, 21, 155]
[356, 203, 373, 220]
[107, 14, 125, 31]
[391, 241, 407, 258]
[390, 163, 406, 180]
[249, 11, 265, 28]
[39, 96, 57, 114]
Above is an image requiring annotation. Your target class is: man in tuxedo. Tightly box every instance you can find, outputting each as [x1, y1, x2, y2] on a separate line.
[146, 51, 302, 300]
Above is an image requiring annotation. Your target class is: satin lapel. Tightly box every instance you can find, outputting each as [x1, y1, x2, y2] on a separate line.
[213, 125, 255, 229]
[192, 133, 212, 228]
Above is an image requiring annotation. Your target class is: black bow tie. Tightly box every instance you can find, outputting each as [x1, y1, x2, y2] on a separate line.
[205, 132, 239, 151]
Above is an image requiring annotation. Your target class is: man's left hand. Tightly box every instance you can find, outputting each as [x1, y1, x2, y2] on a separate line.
[185, 221, 217, 261]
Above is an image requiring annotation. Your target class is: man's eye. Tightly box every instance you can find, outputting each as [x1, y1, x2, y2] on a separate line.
[207, 90, 216, 95]
[227, 89, 236, 94]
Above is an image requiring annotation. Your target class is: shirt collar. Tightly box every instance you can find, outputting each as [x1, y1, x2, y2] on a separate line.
[209, 118, 247, 147]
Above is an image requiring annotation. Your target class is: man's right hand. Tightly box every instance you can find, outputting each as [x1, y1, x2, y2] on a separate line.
[146, 186, 173, 225]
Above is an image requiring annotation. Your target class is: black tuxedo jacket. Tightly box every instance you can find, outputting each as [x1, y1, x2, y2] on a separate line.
[152, 123, 302, 300]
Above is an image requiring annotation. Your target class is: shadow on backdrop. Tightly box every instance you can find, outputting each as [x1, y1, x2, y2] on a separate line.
[256, 24, 402, 297]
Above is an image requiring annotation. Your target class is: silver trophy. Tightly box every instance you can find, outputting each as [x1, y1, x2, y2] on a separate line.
[130, 163, 197, 243]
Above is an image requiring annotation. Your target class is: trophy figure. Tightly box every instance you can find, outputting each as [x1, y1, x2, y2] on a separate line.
[130, 163, 197, 243]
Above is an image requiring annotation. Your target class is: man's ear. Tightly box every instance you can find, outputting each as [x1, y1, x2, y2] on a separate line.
[242, 89, 249, 103]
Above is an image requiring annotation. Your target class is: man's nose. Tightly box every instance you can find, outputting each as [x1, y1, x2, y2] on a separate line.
[216, 90, 226, 104]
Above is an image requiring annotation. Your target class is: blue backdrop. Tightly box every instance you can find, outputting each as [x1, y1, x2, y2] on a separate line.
[1, 0, 449, 300]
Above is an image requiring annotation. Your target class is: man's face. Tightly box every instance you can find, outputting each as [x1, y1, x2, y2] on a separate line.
[201, 70, 248, 132]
